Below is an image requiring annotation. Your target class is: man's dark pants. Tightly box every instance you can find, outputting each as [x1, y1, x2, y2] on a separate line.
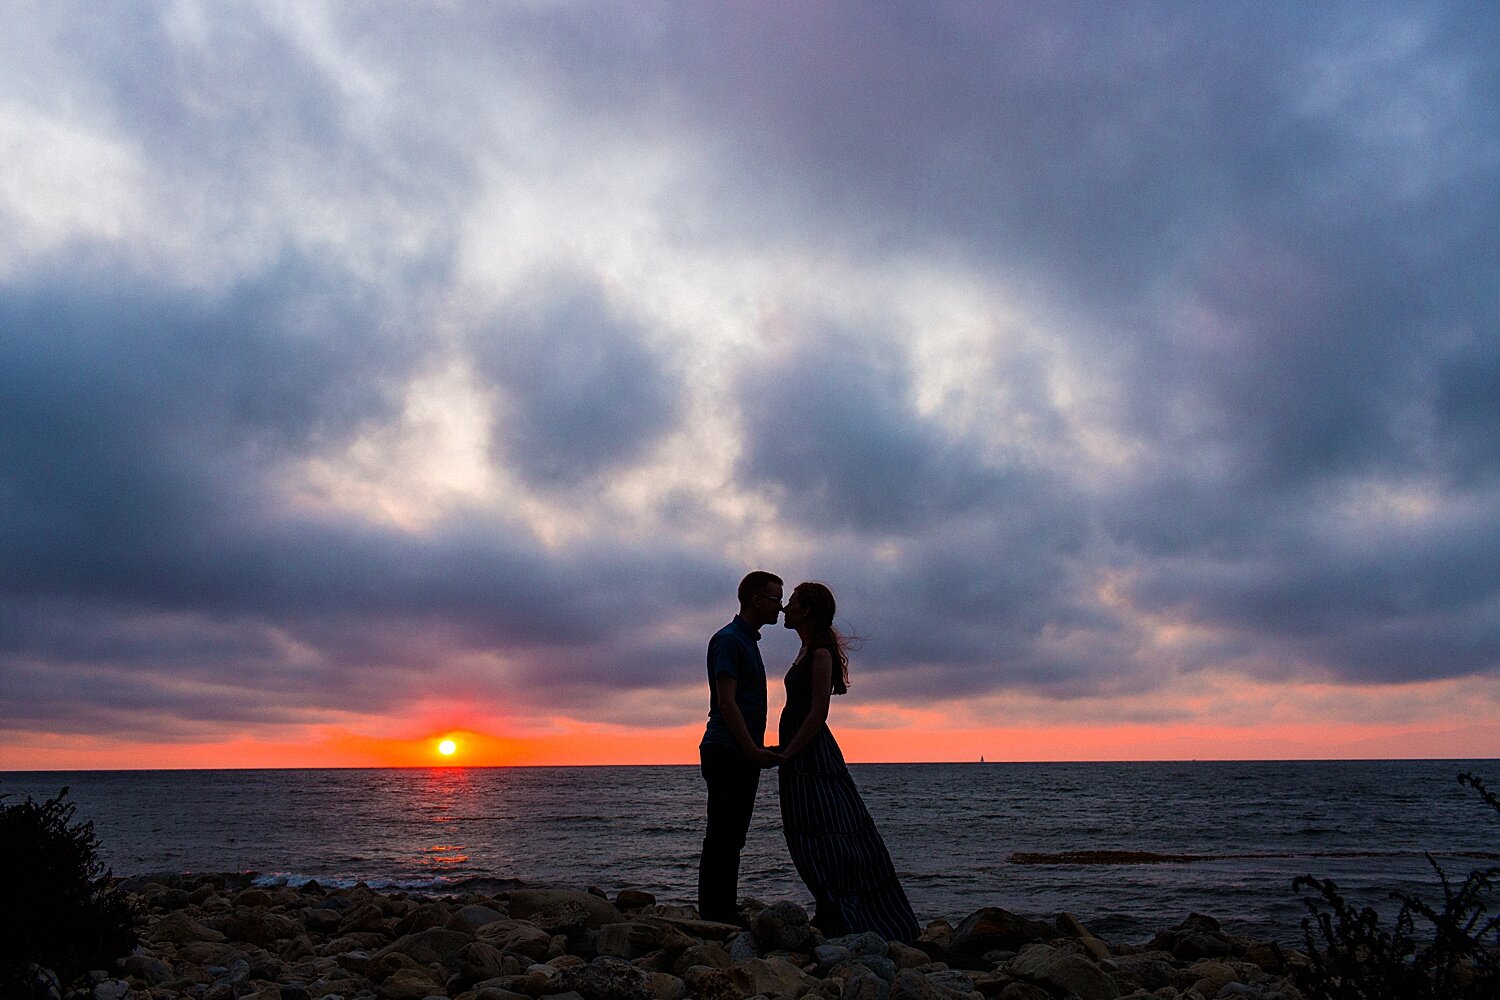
[698, 744, 761, 924]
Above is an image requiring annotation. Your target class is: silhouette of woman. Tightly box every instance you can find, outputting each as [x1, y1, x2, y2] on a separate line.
[775, 582, 920, 940]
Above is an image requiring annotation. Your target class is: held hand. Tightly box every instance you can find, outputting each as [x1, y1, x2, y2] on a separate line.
[754, 747, 783, 768]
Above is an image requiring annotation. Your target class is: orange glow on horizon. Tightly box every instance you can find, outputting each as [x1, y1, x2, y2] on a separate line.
[1, 717, 1496, 771]
[1, 675, 1496, 770]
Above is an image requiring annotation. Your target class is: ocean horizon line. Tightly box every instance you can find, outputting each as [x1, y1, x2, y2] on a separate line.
[4, 754, 1496, 776]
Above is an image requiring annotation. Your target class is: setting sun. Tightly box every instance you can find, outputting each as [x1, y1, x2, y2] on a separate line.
[437, 738, 457, 757]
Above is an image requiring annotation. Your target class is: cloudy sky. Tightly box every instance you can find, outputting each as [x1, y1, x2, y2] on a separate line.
[3, 1, 1498, 769]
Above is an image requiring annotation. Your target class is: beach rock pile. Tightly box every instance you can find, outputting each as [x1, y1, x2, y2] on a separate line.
[66, 875, 1313, 1000]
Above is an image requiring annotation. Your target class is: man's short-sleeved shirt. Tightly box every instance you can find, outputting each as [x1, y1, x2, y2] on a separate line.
[700, 615, 768, 752]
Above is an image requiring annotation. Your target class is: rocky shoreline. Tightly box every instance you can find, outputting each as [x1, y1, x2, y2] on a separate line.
[75, 874, 1309, 1000]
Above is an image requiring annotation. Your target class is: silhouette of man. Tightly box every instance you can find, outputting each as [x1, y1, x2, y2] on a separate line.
[697, 570, 783, 924]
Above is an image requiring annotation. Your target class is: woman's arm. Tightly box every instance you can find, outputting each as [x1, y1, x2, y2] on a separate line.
[782, 648, 834, 758]
[716, 674, 781, 767]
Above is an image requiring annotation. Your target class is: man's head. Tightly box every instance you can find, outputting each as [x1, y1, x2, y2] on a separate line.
[737, 570, 784, 628]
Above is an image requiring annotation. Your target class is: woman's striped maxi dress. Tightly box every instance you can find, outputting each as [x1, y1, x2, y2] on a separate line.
[777, 645, 920, 940]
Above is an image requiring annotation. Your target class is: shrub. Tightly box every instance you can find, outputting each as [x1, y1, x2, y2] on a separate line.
[1293, 772, 1500, 1000]
[0, 787, 139, 997]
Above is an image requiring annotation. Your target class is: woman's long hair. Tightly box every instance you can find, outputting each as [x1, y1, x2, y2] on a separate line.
[794, 581, 850, 695]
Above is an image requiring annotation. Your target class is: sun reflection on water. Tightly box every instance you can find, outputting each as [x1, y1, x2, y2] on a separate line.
[421, 844, 469, 865]
[414, 767, 475, 867]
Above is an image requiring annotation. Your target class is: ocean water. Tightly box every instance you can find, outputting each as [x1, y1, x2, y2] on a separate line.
[3, 760, 1496, 945]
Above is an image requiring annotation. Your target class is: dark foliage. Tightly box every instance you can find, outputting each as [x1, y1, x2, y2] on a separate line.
[0, 788, 139, 998]
[1294, 772, 1500, 1000]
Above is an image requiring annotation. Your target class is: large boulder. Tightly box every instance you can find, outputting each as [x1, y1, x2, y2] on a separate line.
[175, 940, 246, 967]
[887, 941, 930, 970]
[453, 903, 508, 931]
[304, 907, 343, 934]
[683, 956, 817, 1000]
[93, 980, 131, 1000]
[223, 908, 300, 946]
[651, 914, 742, 942]
[829, 931, 889, 958]
[146, 912, 227, 945]
[1149, 913, 1235, 961]
[917, 919, 954, 956]
[814, 944, 852, 974]
[595, 923, 636, 959]
[996, 984, 1050, 1000]
[595, 919, 701, 960]
[555, 956, 655, 1000]
[375, 926, 473, 966]
[948, 909, 1053, 959]
[839, 968, 892, 1000]
[647, 971, 687, 1000]
[1180, 958, 1240, 996]
[338, 901, 389, 934]
[278, 933, 315, 963]
[508, 888, 622, 930]
[617, 889, 657, 911]
[232, 889, 276, 908]
[638, 918, 701, 956]
[470, 987, 532, 1000]
[889, 969, 946, 1000]
[530, 900, 595, 936]
[476, 918, 555, 961]
[732, 957, 819, 998]
[849, 955, 899, 982]
[365, 948, 429, 985]
[750, 900, 813, 951]
[673, 942, 732, 977]
[1110, 952, 1176, 992]
[454, 940, 521, 982]
[375, 966, 445, 999]
[394, 901, 452, 936]
[121, 954, 175, 986]
[924, 970, 978, 1000]
[726, 930, 759, 962]
[1056, 913, 1112, 961]
[1008, 943, 1119, 1000]
[522, 962, 563, 995]
[316, 932, 388, 958]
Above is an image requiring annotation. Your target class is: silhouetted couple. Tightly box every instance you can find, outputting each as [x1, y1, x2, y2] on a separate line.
[697, 571, 920, 940]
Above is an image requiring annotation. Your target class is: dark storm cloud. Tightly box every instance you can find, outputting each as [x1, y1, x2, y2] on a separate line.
[1123, 504, 1500, 684]
[0, 260, 417, 601]
[734, 329, 1012, 535]
[644, 2, 1500, 305]
[1434, 329, 1500, 483]
[0, 261, 399, 589]
[475, 273, 681, 489]
[730, 318, 1115, 697]
[669, 2, 1500, 689]
[0, 263, 728, 738]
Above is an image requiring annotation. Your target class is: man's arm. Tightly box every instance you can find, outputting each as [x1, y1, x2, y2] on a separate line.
[715, 674, 780, 767]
